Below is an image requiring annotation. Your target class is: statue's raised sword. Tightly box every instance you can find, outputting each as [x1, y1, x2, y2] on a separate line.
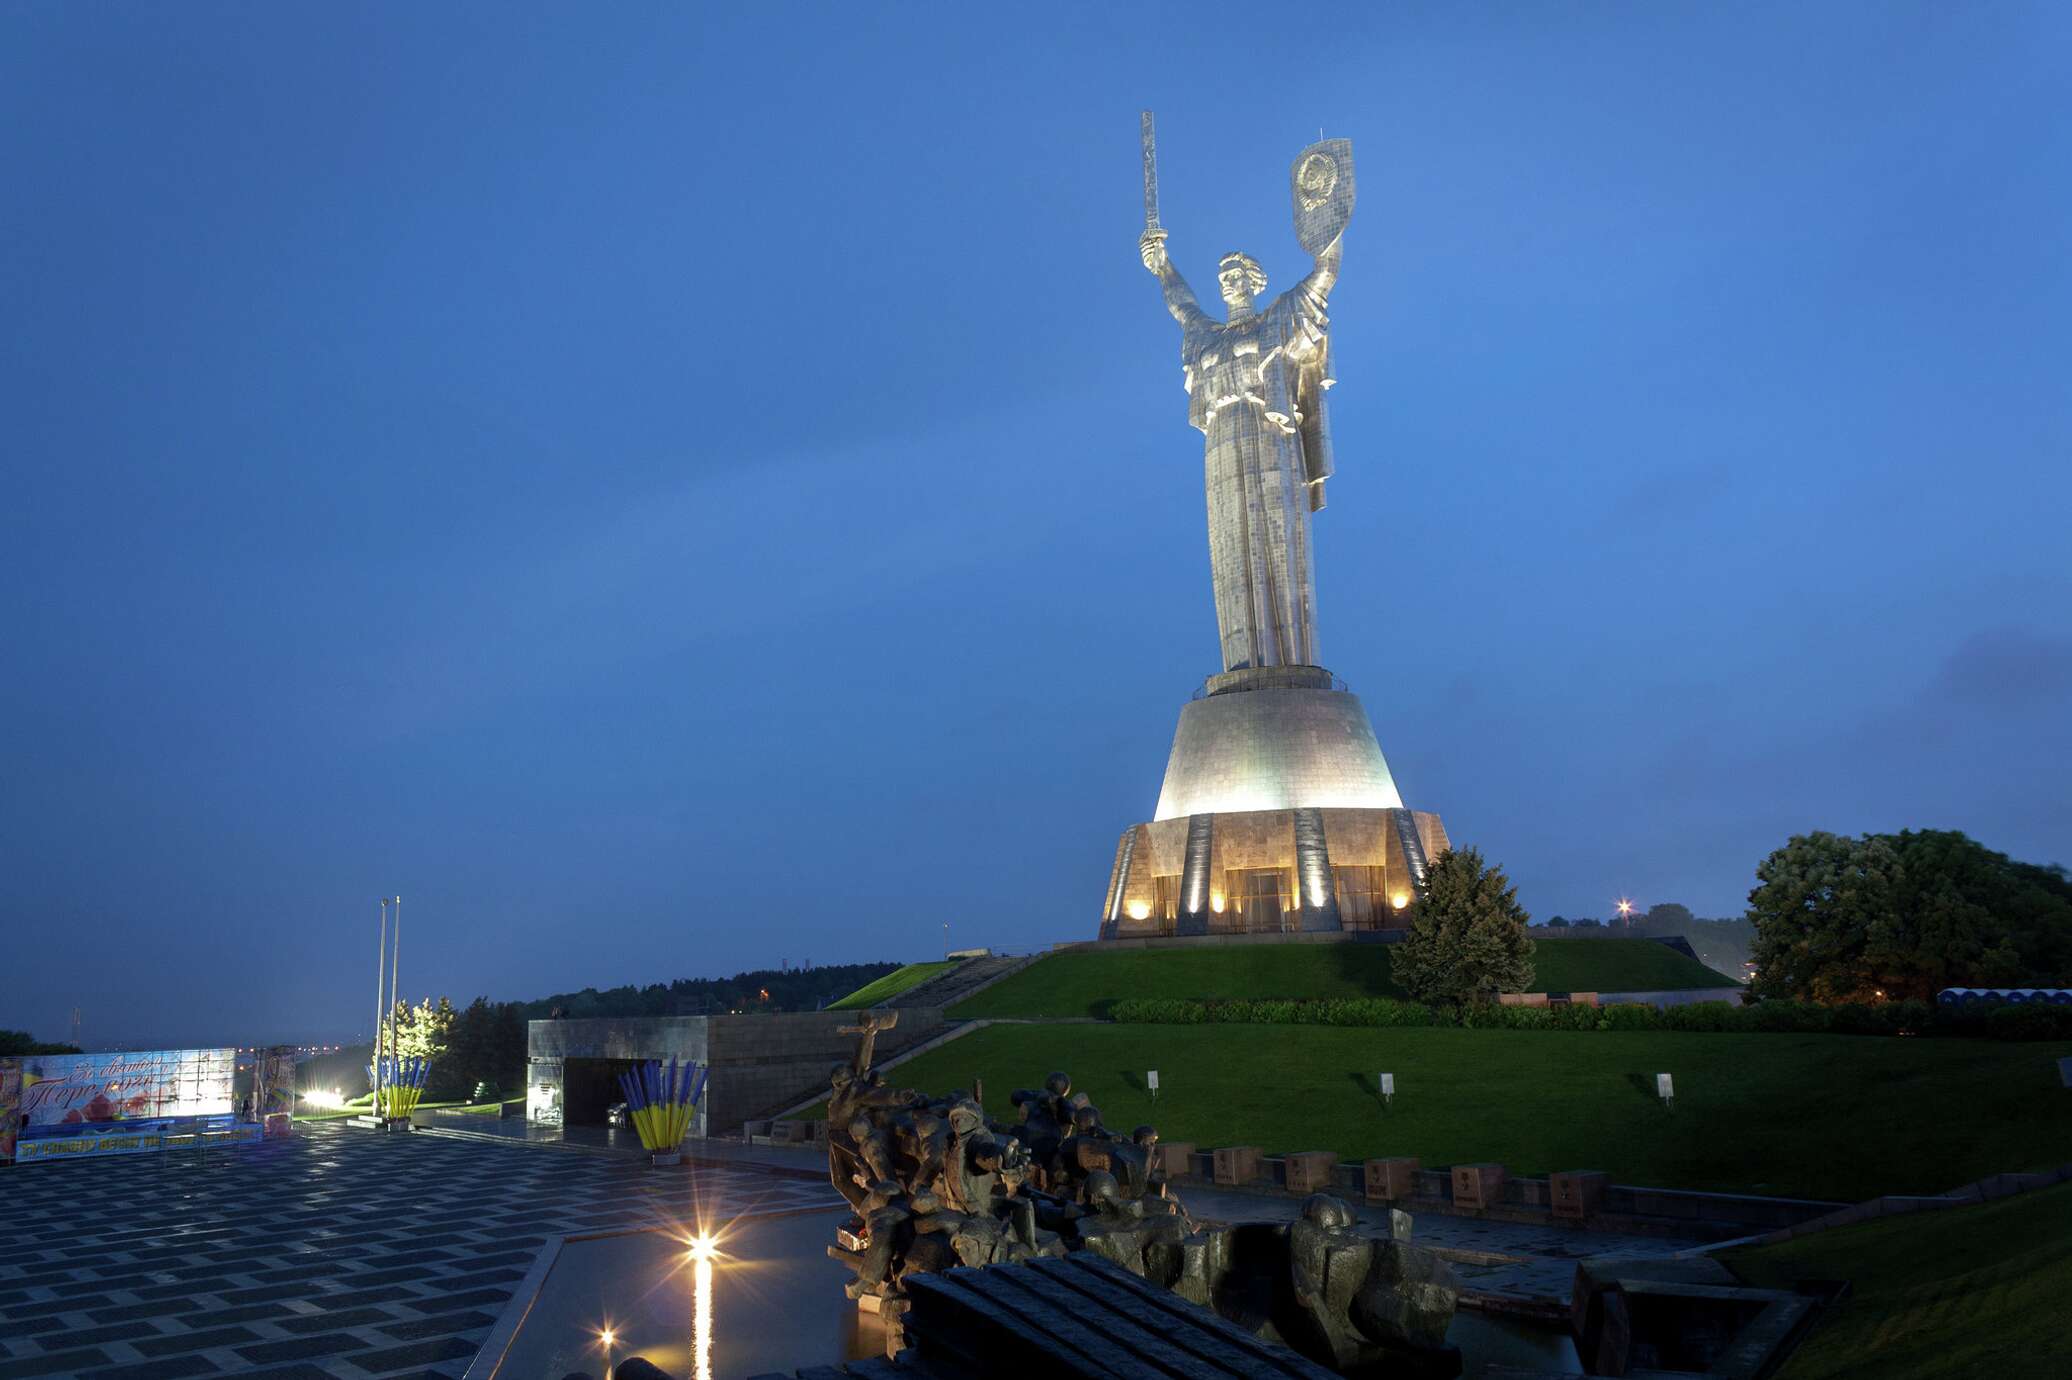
[1140, 109, 1160, 232]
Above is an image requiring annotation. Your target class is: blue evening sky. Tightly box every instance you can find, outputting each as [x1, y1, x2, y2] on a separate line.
[4, 3, 2067, 1046]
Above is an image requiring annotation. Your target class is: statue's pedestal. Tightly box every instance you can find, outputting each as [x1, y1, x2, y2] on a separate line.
[1100, 666, 1447, 938]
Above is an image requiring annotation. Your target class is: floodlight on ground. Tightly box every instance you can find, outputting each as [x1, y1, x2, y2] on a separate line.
[1147, 1069, 1159, 1103]
[1656, 1072, 1674, 1109]
[1379, 1072, 1395, 1106]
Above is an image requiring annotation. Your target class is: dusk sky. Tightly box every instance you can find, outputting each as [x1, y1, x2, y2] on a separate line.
[5, 3, 2068, 1048]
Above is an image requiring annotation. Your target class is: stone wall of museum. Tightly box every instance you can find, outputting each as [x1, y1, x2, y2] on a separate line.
[1101, 806, 1447, 938]
[526, 1008, 947, 1137]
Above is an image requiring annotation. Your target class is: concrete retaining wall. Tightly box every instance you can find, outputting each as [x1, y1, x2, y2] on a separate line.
[1164, 1152, 1845, 1241]
[526, 1008, 947, 1139]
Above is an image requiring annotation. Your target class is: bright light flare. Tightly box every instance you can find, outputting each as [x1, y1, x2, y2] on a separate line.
[300, 1089, 347, 1110]
[686, 1232, 721, 1262]
[1390, 892, 1410, 910]
[597, 1326, 616, 1348]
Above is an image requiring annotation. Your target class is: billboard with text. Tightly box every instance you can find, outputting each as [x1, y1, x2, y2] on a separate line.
[15, 1049, 236, 1132]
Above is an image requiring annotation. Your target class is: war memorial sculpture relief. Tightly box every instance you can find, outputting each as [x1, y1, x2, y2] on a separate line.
[823, 1011, 1465, 1376]
[1101, 119, 1449, 941]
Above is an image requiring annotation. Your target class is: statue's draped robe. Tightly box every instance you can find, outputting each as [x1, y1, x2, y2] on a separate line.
[1167, 263, 1338, 671]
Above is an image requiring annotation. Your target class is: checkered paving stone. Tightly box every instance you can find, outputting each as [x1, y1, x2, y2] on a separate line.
[0, 1123, 842, 1378]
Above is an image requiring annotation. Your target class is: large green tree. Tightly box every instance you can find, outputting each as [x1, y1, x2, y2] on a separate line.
[1747, 829, 2072, 1002]
[1392, 847, 1536, 1004]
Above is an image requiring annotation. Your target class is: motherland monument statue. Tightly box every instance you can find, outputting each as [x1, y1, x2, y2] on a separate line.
[1099, 118, 1450, 940]
[1137, 114, 1355, 673]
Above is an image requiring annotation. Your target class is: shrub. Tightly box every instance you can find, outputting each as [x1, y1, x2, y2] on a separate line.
[1985, 1002, 2072, 1041]
[1104, 993, 2072, 1040]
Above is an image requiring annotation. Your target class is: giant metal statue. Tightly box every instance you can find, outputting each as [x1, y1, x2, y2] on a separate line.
[1138, 113, 1356, 674]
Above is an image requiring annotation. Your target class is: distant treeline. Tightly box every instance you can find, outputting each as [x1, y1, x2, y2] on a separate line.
[1540, 904, 1754, 977]
[0, 1030, 83, 1057]
[517, 961, 903, 1021]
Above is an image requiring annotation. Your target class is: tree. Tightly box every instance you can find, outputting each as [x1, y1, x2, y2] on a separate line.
[1747, 829, 2072, 1003]
[379, 996, 455, 1063]
[0, 1030, 81, 1057]
[1644, 902, 1696, 931]
[1392, 847, 1536, 1004]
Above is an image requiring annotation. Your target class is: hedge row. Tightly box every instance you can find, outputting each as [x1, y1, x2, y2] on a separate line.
[1106, 995, 2072, 1041]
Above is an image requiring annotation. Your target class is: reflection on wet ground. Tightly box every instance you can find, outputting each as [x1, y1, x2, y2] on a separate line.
[488, 1209, 866, 1380]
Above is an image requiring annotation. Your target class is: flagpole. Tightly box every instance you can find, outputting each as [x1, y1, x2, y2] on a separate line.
[374, 899, 389, 1114]
[389, 896, 403, 1116]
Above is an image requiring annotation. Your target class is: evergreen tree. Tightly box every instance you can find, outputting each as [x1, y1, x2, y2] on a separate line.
[1392, 847, 1535, 1004]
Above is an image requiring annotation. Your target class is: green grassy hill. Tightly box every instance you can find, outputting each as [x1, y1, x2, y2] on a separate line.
[851, 1022, 2072, 1203]
[1726, 1180, 2072, 1378]
[948, 939, 1735, 1019]
[827, 960, 959, 1010]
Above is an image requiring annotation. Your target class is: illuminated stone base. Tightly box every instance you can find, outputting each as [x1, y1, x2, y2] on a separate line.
[1099, 666, 1448, 938]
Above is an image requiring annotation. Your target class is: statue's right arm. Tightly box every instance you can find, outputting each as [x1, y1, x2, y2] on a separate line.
[1159, 265, 1209, 327]
[1140, 229, 1207, 327]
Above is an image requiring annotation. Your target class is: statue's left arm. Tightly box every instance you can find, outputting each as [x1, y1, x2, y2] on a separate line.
[1293, 233, 1344, 310]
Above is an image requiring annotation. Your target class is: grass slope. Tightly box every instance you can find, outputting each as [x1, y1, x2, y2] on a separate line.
[949, 939, 1735, 1019]
[1725, 1181, 2072, 1379]
[863, 1023, 2072, 1202]
[828, 960, 960, 1010]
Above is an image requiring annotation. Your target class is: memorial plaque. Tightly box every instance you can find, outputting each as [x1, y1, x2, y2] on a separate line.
[1365, 1155, 1420, 1202]
[1155, 1139, 1196, 1178]
[1283, 1150, 1339, 1194]
[1212, 1144, 1264, 1186]
[1451, 1162, 1506, 1210]
[1552, 1169, 1610, 1220]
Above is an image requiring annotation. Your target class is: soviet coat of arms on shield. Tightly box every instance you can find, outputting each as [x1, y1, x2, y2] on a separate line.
[1290, 138, 1355, 254]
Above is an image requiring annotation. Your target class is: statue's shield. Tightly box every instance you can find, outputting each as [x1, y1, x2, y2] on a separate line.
[1291, 138, 1355, 254]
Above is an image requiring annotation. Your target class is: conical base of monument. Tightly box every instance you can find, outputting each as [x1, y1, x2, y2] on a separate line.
[1098, 666, 1447, 939]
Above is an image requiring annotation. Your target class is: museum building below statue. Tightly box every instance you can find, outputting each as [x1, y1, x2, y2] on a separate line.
[1100, 664, 1447, 939]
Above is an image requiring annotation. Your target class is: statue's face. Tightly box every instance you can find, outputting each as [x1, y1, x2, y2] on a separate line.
[1218, 259, 1255, 307]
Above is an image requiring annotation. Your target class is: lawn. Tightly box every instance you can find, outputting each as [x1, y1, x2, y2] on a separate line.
[844, 1022, 2072, 1202]
[1724, 1180, 2072, 1379]
[947, 939, 1735, 1019]
[293, 1095, 470, 1122]
[828, 960, 961, 1010]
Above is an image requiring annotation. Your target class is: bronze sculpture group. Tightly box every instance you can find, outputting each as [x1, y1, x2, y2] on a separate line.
[826, 1012, 1464, 1377]
[826, 1013, 1187, 1297]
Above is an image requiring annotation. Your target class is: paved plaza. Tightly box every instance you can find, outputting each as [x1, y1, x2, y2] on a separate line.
[0, 1124, 843, 1379]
